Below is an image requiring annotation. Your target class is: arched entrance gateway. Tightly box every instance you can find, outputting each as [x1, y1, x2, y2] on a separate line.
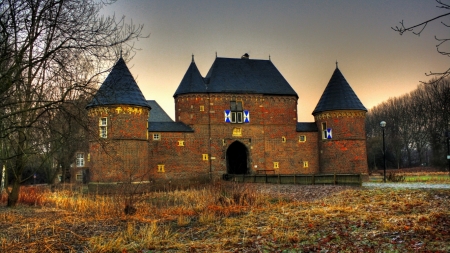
[226, 141, 249, 174]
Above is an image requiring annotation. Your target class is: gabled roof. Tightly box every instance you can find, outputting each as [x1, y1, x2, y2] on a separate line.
[86, 58, 150, 109]
[146, 100, 193, 132]
[174, 57, 298, 97]
[296, 122, 318, 132]
[312, 67, 366, 115]
[147, 100, 173, 122]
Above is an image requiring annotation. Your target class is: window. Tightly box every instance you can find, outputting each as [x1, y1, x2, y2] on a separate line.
[76, 153, 84, 167]
[153, 133, 160, 141]
[321, 122, 327, 140]
[299, 135, 306, 142]
[230, 100, 243, 123]
[177, 140, 185, 146]
[76, 173, 83, 181]
[157, 164, 165, 173]
[202, 154, 209, 161]
[282, 136, 286, 143]
[99, 117, 107, 138]
[303, 161, 309, 168]
[199, 105, 204, 111]
[273, 162, 279, 169]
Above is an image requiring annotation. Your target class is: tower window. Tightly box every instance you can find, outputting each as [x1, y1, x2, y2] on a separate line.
[157, 164, 165, 173]
[282, 136, 286, 143]
[202, 154, 209, 161]
[299, 135, 306, 142]
[321, 122, 327, 140]
[153, 133, 161, 141]
[200, 105, 204, 111]
[273, 162, 279, 169]
[178, 140, 185, 146]
[99, 117, 107, 138]
[303, 161, 309, 168]
[76, 153, 84, 167]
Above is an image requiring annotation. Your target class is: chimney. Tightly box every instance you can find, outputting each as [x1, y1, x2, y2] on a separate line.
[241, 53, 249, 59]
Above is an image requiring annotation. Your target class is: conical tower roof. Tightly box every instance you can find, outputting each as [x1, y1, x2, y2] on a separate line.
[312, 67, 366, 115]
[87, 58, 150, 109]
[173, 57, 206, 97]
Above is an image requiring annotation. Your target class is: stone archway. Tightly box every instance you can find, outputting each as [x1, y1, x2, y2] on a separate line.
[226, 141, 248, 174]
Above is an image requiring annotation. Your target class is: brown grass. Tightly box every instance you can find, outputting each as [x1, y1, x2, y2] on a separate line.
[0, 182, 449, 252]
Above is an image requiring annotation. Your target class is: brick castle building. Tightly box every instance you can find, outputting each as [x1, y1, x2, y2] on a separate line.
[85, 54, 368, 185]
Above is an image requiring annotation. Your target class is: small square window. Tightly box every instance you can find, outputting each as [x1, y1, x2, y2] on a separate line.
[76, 173, 83, 181]
[303, 161, 309, 168]
[157, 164, 165, 173]
[178, 140, 185, 146]
[200, 105, 204, 111]
[299, 135, 306, 142]
[273, 162, 279, 169]
[153, 133, 161, 141]
[202, 154, 209, 161]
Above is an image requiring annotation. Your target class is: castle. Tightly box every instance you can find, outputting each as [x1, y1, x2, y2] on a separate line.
[85, 54, 368, 185]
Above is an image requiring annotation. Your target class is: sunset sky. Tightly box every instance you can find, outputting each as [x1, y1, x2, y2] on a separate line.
[103, 0, 448, 122]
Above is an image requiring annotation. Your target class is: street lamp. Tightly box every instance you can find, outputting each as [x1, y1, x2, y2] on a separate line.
[380, 121, 386, 182]
[446, 130, 450, 176]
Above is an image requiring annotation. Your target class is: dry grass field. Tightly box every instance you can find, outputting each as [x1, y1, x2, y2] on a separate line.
[1, 181, 449, 252]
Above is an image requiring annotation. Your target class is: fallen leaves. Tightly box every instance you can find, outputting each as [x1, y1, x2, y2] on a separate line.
[0, 183, 449, 252]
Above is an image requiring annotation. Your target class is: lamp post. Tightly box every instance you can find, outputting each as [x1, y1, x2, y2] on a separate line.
[446, 130, 450, 176]
[380, 121, 386, 182]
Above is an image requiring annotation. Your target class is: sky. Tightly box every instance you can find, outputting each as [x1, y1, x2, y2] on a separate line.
[102, 0, 448, 122]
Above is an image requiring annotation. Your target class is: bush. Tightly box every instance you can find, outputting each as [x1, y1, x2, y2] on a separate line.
[387, 173, 405, 182]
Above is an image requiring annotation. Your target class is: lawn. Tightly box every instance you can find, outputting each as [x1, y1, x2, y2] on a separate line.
[1, 182, 449, 252]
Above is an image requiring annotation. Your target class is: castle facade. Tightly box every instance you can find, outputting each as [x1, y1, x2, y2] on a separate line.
[85, 54, 368, 185]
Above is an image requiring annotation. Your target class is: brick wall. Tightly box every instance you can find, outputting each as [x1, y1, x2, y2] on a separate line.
[315, 110, 368, 174]
[88, 105, 149, 182]
[149, 93, 319, 182]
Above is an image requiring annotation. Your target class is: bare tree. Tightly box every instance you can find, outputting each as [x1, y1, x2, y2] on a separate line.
[392, 0, 450, 81]
[0, 0, 146, 207]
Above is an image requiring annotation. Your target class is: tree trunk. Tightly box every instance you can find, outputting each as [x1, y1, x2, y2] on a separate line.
[7, 175, 21, 207]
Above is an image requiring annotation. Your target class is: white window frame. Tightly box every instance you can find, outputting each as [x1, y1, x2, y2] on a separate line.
[99, 117, 107, 138]
[153, 133, 161, 141]
[76, 153, 84, 167]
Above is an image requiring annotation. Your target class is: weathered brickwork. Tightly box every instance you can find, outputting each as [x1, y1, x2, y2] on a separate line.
[88, 105, 149, 182]
[144, 93, 325, 183]
[86, 58, 369, 185]
[315, 110, 367, 174]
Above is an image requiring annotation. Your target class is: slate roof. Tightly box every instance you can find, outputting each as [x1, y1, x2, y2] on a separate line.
[296, 122, 318, 132]
[174, 57, 298, 97]
[146, 100, 193, 132]
[147, 100, 173, 122]
[312, 67, 366, 115]
[173, 59, 206, 96]
[86, 58, 150, 109]
[148, 122, 194, 132]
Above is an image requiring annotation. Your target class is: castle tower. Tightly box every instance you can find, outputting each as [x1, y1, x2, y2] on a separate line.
[86, 58, 151, 182]
[313, 65, 368, 175]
